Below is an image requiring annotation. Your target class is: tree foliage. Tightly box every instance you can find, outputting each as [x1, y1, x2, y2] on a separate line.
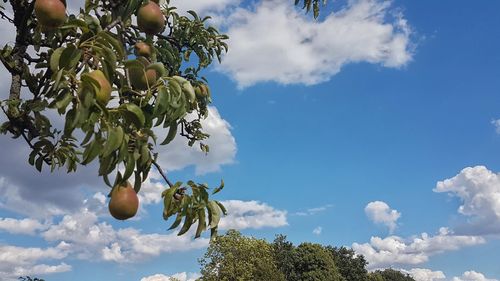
[18, 277, 45, 281]
[273, 234, 298, 281]
[369, 269, 416, 281]
[325, 246, 369, 281]
[199, 230, 285, 281]
[0, 0, 227, 235]
[292, 242, 342, 281]
[199, 231, 415, 281]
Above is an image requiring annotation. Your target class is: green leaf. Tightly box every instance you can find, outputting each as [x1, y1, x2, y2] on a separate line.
[215, 200, 227, 216]
[123, 153, 135, 181]
[153, 86, 169, 117]
[147, 62, 167, 78]
[162, 184, 180, 220]
[134, 171, 142, 193]
[212, 179, 224, 195]
[82, 139, 101, 165]
[178, 209, 195, 236]
[120, 103, 145, 127]
[59, 44, 82, 70]
[28, 150, 37, 166]
[103, 173, 112, 187]
[50, 47, 65, 72]
[54, 92, 73, 113]
[160, 122, 177, 145]
[207, 200, 221, 229]
[168, 212, 183, 230]
[35, 155, 44, 172]
[98, 31, 125, 59]
[98, 154, 114, 176]
[102, 126, 124, 157]
[210, 226, 218, 240]
[195, 209, 207, 238]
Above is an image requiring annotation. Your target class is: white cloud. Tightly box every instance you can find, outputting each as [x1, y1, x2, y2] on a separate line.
[404, 268, 446, 281]
[0, 242, 71, 279]
[352, 227, 485, 269]
[155, 106, 237, 175]
[491, 119, 500, 134]
[42, 208, 209, 262]
[452, 271, 499, 281]
[218, 200, 288, 230]
[365, 201, 401, 233]
[12, 263, 72, 279]
[0, 217, 47, 235]
[141, 272, 201, 281]
[434, 166, 500, 235]
[313, 226, 322, 235]
[218, 0, 413, 88]
[169, 0, 241, 16]
[294, 204, 334, 216]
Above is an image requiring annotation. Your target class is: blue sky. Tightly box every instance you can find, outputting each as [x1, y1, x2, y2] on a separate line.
[1, 0, 500, 281]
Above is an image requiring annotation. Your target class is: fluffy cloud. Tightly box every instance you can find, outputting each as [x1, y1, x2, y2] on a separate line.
[405, 268, 446, 281]
[352, 227, 485, 269]
[141, 272, 201, 281]
[365, 201, 401, 233]
[434, 166, 500, 235]
[452, 271, 499, 281]
[218, 0, 413, 88]
[0, 242, 71, 279]
[11, 263, 72, 279]
[2, 197, 285, 276]
[312, 226, 322, 235]
[155, 106, 237, 175]
[169, 0, 241, 16]
[218, 200, 288, 230]
[42, 208, 209, 262]
[402, 269, 499, 281]
[0, 217, 47, 235]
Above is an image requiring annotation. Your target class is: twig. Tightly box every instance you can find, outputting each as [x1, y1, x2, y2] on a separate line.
[152, 160, 174, 188]
[104, 18, 121, 32]
[0, 10, 14, 23]
[0, 107, 51, 165]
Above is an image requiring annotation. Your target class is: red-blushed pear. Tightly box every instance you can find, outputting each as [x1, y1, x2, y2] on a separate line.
[128, 65, 158, 91]
[137, 2, 166, 35]
[34, 0, 67, 29]
[88, 70, 112, 105]
[108, 181, 139, 220]
[135, 42, 153, 58]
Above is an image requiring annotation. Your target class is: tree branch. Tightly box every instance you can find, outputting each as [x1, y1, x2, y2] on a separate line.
[152, 160, 174, 188]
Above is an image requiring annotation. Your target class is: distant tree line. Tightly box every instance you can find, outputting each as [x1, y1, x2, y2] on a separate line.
[198, 230, 415, 281]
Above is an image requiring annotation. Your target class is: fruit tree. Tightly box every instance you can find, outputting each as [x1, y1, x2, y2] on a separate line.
[0, 0, 227, 238]
[0, 0, 325, 239]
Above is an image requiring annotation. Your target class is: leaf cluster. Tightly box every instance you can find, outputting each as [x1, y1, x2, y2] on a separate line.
[295, 0, 328, 19]
[162, 180, 226, 239]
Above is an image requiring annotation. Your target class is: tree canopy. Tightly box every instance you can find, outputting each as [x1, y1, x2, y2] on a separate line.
[199, 229, 285, 281]
[198, 231, 416, 281]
